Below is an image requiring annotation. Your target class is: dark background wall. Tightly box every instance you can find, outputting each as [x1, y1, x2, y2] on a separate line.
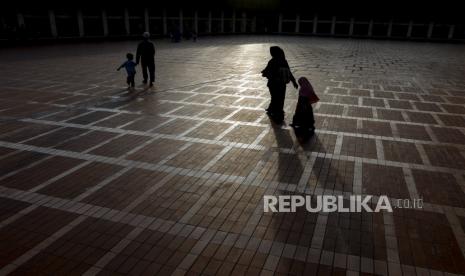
[2, 1, 464, 44]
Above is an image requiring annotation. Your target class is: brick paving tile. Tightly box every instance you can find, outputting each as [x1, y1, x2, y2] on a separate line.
[393, 209, 465, 274]
[94, 113, 141, 128]
[0, 156, 84, 190]
[396, 123, 432, 141]
[362, 98, 385, 108]
[431, 126, 465, 145]
[25, 127, 89, 148]
[382, 140, 423, 164]
[0, 198, 31, 222]
[166, 143, 225, 169]
[11, 217, 133, 275]
[67, 111, 115, 125]
[55, 130, 119, 152]
[340, 136, 377, 159]
[82, 169, 168, 210]
[89, 134, 152, 158]
[362, 164, 410, 199]
[127, 138, 188, 164]
[423, 145, 465, 169]
[0, 123, 60, 143]
[0, 151, 49, 177]
[0, 207, 79, 268]
[377, 109, 405, 122]
[359, 120, 392, 137]
[437, 114, 465, 127]
[155, 118, 201, 136]
[121, 116, 170, 131]
[412, 170, 465, 208]
[1, 36, 465, 275]
[38, 162, 123, 198]
[221, 125, 266, 144]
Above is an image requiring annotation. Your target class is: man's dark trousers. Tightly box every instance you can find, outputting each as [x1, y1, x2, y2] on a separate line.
[141, 61, 155, 84]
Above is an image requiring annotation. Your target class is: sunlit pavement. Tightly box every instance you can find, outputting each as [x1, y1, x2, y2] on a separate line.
[1, 36, 465, 275]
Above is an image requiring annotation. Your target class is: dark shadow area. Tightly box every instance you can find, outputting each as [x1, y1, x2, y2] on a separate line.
[96, 87, 151, 109]
[262, 125, 386, 274]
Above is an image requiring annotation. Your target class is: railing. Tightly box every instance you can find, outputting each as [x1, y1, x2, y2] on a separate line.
[0, 9, 463, 42]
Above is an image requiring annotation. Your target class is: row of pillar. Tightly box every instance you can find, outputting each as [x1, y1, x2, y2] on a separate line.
[14, 9, 457, 40]
[279, 14, 455, 39]
[15, 9, 251, 38]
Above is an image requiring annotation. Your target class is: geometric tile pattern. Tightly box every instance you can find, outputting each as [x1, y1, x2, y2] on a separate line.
[1, 36, 465, 275]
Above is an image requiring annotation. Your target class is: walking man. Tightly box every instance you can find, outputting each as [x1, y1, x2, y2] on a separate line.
[136, 32, 155, 87]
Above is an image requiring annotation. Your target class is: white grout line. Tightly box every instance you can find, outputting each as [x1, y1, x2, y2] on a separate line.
[81, 227, 145, 276]
[73, 167, 133, 202]
[383, 212, 400, 265]
[296, 155, 318, 193]
[116, 117, 144, 129]
[121, 173, 177, 213]
[19, 115, 465, 151]
[375, 139, 385, 161]
[88, 112, 121, 126]
[0, 215, 87, 275]
[0, 204, 39, 229]
[121, 136, 160, 157]
[310, 213, 328, 250]
[177, 120, 205, 137]
[157, 142, 193, 166]
[60, 110, 95, 122]
[82, 133, 126, 154]
[177, 175, 224, 224]
[333, 134, 344, 155]
[214, 123, 239, 141]
[384, 99, 391, 109]
[402, 167, 420, 200]
[18, 126, 67, 144]
[28, 160, 92, 193]
[145, 117, 177, 132]
[0, 155, 54, 182]
[342, 105, 349, 116]
[415, 144, 432, 166]
[390, 122, 400, 139]
[444, 206, 465, 260]
[2, 132, 465, 180]
[401, 111, 410, 122]
[424, 125, 439, 143]
[353, 159, 363, 194]
[372, 108, 378, 119]
[251, 128, 269, 147]
[201, 146, 233, 171]
[431, 113, 445, 126]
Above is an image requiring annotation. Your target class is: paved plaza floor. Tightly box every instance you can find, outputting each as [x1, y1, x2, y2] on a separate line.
[1, 36, 465, 275]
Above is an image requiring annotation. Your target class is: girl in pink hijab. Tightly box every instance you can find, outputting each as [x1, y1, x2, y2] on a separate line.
[290, 77, 319, 136]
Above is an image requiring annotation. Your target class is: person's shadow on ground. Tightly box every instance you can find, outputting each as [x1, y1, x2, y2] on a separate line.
[97, 86, 152, 109]
[267, 122, 371, 274]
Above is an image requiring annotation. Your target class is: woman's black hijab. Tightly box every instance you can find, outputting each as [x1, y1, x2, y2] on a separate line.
[269, 46, 289, 69]
[270, 46, 286, 62]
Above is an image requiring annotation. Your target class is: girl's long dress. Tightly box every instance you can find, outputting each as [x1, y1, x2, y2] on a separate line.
[292, 96, 315, 130]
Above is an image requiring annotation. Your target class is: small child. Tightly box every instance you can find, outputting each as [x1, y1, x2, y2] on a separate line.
[117, 53, 136, 89]
[290, 77, 319, 137]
